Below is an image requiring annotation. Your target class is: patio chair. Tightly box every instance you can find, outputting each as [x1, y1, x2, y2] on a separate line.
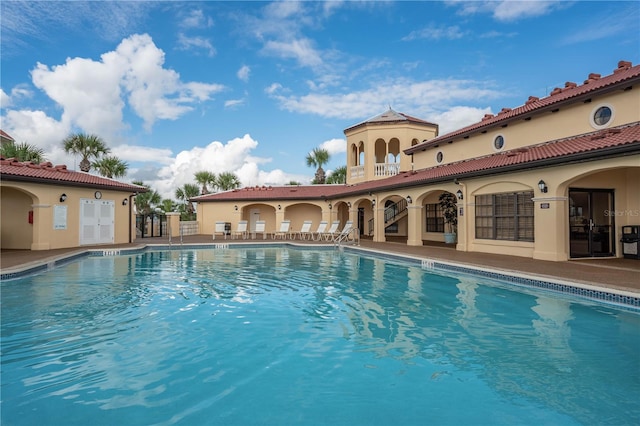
[272, 220, 291, 239]
[231, 220, 248, 239]
[293, 220, 313, 240]
[213, 221, 228, 240]
[332, 220, 354, 243]
[320, 220, 340, 241]
[310, 221, 328, 241]
[253, 220, 267, 239]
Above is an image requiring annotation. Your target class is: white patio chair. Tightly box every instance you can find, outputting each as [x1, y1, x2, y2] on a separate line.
[294, 220, 313, 240]
[213, 221, 228, 240]
[231, 220, 248, 239]
[272, 220, 291, 239]
[320, 220, 340, 241]
[253, 220, 267, 239]
[332, 220, 354, 243]
[311, 221, 328, 241]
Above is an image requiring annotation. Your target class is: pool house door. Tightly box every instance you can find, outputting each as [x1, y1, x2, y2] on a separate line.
[79, 199, 115, 245]
[568, 189, 615, 258]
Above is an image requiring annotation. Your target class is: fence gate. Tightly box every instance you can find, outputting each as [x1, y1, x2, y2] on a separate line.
[136, 213, 167, 238]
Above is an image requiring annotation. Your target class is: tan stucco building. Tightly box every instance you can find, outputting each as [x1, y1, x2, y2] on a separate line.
[195, 60, 640, 261]
[0, 160, 145, 250]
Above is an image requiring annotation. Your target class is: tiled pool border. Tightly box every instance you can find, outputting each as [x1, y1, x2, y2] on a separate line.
[2, 242, 638, 310]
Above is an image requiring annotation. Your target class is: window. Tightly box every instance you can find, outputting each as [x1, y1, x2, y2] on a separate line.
[493, 135, 505, 151]
[590, 104, 614, 129]
[475, 191, 534, 241]
[425, 203, 444, 232]
[436, 151, 443, 163]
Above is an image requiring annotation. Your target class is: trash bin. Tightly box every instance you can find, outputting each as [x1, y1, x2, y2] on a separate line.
[620, 226, 640, 259]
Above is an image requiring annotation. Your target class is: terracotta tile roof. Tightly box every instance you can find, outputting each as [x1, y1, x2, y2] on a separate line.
[344, 107, 438, 133]
[197, 122, 640, 202]
[406, 60, 640, 154]
[0, 129, 15, 141]
[0, 157, 147, 192]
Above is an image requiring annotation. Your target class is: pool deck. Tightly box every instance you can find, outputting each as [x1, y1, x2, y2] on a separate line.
[1, 235, 639, 296]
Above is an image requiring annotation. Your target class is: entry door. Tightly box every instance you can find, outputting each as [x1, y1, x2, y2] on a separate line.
[569, 189, 615, 258]
[249, 209, 260, 232]
[80, 199, 115, 245]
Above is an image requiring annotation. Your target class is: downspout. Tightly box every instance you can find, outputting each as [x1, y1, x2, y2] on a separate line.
[128, 193, 136, 243]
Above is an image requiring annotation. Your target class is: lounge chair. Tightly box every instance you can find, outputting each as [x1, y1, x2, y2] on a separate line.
[293, 220, 313, 240]
[253, 220, 267, 239]
[231, 220, 248, 239]
[310, 221, 328, 241]
[272, 220, 291, 239]
[320, 220, 340, 241]
[332, 220, 354, 243]
[213, 221, 228, 240]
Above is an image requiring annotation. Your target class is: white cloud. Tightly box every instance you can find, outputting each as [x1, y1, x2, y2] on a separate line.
[448, 0, 567, 22]
[179, 9, 214, 29]
[319, 138, 346, 155]
[176, 33, 216, 57]
[0, 88, 11, 108]
[429, 106, 492, 134]
[262, 38, 323, 68]
[402, 24, 467, 41]
[139, 134, 306, 199]
[237, 65, 251, 82]
[1, 109, 70, 152]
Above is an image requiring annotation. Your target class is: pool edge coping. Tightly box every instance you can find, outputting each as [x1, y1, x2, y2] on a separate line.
[2, 241, 639, 309]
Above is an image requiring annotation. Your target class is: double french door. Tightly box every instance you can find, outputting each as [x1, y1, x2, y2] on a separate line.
[569, 189, 615, 258]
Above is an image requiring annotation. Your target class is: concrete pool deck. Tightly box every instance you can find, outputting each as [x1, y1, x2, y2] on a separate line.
[1, 235, 639, 296]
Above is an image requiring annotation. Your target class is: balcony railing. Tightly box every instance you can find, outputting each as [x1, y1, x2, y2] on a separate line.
[350, 165, 365, 179]
[374, 162, 400, 177]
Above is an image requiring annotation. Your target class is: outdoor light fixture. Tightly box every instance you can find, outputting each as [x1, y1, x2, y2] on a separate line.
[328, 203, 332, 210]
[122, 198, 128, 206]
[456, 190, 463, 200]
[277, 204, 281, 210]
[234, 205, 238, 211]
[371, 200, 376, 208]
[538, 180, 548, 193]
[59, 193, 67, 203]
[347, 202, 351, 208]
[406, 195, 413, 204]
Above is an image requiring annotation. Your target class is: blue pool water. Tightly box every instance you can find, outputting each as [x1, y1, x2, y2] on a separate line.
[2, 247, 639, 425]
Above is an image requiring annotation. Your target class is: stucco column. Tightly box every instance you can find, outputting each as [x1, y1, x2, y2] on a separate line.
[455, 200, 468, 252]
[372, 205, 385, 242]
[533, 196, 568, 261]
[406, 205, 423, 246]
[30, 203, 52, 250]
[167, 212, 181, 237]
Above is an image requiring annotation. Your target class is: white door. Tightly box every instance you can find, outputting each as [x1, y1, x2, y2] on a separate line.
[80, 199, 115, 245]
[249, 209, 260, 232]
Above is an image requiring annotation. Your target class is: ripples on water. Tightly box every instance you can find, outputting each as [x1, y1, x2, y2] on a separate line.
[1, 248, 639, 426]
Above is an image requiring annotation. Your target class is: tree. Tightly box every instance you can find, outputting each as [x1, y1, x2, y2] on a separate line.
[92, 156, 128, 178]
[63, 133, 110, 172]
[305, 147, 330, 184]
[175, 183, 200, 219]
[132, 181, 161, 215]
[194, 171, 217, 194]
[287, 180, 301, 186]
[217, 171, 241, 191]
[326, 165, 346, 184]
[160, 198, 176, 213]
[438, 191, 458, 235]
[0, 141, 45, 163]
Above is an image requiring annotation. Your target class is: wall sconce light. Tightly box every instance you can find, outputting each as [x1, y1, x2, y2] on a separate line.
[406, 195, 413, 204]
[234, 205, 238, 211]
[328, 203, 332, 210]
[347, 202, 351, 208]
[59, 193, 67, 203]
[122, 198, 128, 206]
[277, 204, 281, 210]
[538, 180, 548, 193]
[371, 199, 376, 208]
[456, 190, 463, 200]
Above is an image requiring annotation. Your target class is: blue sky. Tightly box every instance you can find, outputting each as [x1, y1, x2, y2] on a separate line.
[1, 1, 639, 199]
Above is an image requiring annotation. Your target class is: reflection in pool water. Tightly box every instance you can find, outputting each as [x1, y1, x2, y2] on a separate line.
[2, 248, 639, 425]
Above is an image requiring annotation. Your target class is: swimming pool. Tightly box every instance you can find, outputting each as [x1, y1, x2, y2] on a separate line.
[2, 247, 639, 425]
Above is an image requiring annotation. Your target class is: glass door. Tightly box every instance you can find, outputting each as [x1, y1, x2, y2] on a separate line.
[569, 189, 615, 258]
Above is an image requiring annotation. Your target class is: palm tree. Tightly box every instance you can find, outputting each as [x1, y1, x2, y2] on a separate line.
[217, 172, 241, 191]
[92, 156, 128, 178]
[160, 198, 176, 213]
[305, 147, 330, 184]
[175, 183, 200, 219]
[326, 165, 347, 184]
[194, 171, 217, 194]
[132, 181, 161, 215]
[0, 141, 46, 163]
[62, 133, 110, 172]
